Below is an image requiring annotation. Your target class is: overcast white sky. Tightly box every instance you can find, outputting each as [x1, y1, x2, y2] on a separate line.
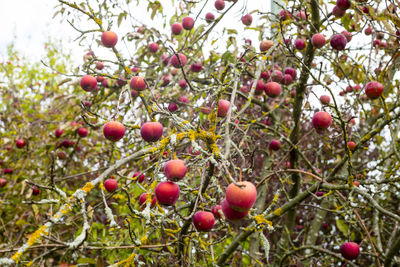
[0, 0, 270, 63]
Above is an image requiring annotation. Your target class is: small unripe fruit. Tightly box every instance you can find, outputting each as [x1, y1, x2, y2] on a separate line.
[312, 111, 332, 130]
[217, 99, 230, 117]
[77, 127, 88, 137]
[320, 95, 331, 105]
[80, 75, 97, 91]
[182, 17, 195, 30]
[103, 121, 125, 142]
[330, 34, 347, 50]
[2, 168, 13, 174]
[101, 31, 118, 48]
[269, 139, 281, 151]
[311, 33, 326, 48]
[148, 42, 159, 53]
[155, 181, 180, 205]
[130, 76, 147, 91]
[164, 159, 187, 181]
[171, 23, 183, 35]
[241, 14, 253, 26]
[140, 122, 163, 142]
[365, 81, 383, 99]
[169, 53, 187, 68]
[57, 151, 67, 160]
[315, 191, 324, 197]
[265, 82, 282, 98]
[104, 178, 117, 192]
[193, 211, 215, 231]
[340, 242, 360, 260]
[225, 181, 257, 211]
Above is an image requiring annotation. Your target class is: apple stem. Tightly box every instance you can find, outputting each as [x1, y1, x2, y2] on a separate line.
[239, 169, 242, 182]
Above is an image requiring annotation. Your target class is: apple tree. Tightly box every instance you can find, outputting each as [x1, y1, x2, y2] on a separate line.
[1, 0, 400, 266]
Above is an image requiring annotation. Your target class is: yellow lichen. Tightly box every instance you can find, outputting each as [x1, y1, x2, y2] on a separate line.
[273, 208, 282, 216]
[81, 182, 93, 193]
[253, 214, 273, 227]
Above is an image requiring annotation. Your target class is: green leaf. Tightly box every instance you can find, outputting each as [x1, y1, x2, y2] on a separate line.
[336, 219, 349, 236]
[77, 258, 97, 264]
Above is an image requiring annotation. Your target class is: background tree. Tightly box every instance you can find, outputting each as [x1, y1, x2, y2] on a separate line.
[1, 0, 400, 266]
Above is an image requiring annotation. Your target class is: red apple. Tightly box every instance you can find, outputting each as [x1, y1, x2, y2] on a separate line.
[155, 181, 180, 205]
[282, 74, 293, 85]
[265, 82, 282, 98]
[140, 122, 163, 142]
[171, 23, 183, 35]
[211, 205, 222, 218]
[214, 0, 225, 10]
[164, 159, 187, 181]
[57, 151, 67, 160]
[347, 141, 356, 151]
[296, 10, 306, 20]
[311, 33, 326, 48]
[365, 81, 383, 99]
[32, 186, 41, 195]
[190, 62, 203, 72]
[295, 39, 306, 50]
[103, 121, 125, 142]
[101, 31, 118, 48]
[225, 181, 257, 211]
[269, 139, 281, 151]
[241, 14, 253, 26]
[205, 12, 215, 23]
[182, 17, 195, 30]
[341, 30, 352, 42]
[133, 172, 145, 183]
[271, 70, 283, 82]
[130, 76, 147, 91]
[0, 178, 7, 187]
[279, 9, 292, 20]
[315, 191, 324, 197]
[80, 75, 97, 91]
[55, 129, 63, 138]
[312, 111, 332, 130]
[284, 68, 297, 80]
[320, 95, 331, 105]
[365, 27, 373, 35]
[96, 62, 104, 70]
[221, 198, 249, 220]
[169, 53, 187, 68]
[104, 178, 117, 192]
[77, 127, 88, 137]
[259, 40, 274, 52]
[16, 139, 25, 148]
[340, 242, 360, 260]
[178, 96, 189, 104]
[330, 34, 347, 50]
[201, 106, 211, 114]
[178, 79, 187, 89]
[148, 42, 159, 53]
[139, 193, 157, 208]
[2, 168, 12, 174]
[217, 99, 230, 117]
[168, 102, 178, 112]
[336, 0, 351, 10]
[255, 80, 265, 94]
[193, 211, 215, 231]
[161, 75, 171, 86]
